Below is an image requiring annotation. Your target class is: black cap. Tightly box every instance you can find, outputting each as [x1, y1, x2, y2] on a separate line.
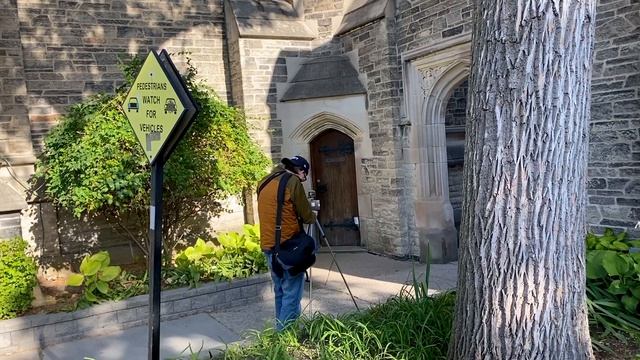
[282, 155, 310, 175]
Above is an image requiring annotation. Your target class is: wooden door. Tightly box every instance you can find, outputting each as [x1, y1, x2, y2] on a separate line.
[310, 129, 360, 246]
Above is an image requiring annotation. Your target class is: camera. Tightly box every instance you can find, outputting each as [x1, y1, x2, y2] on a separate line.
[308, 190, 320, 211]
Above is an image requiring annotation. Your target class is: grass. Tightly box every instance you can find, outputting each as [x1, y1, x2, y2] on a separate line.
[221, 286, 455, 360]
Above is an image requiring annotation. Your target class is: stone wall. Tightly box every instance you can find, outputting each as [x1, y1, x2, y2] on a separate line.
[394, 0, 473, 258]
[304, 0, 344, 55]
[396, 0, 472, 54]
[340, 12, 407, 255]
[0, 0, 236, 253]
[228, 0, 345, 160]
[588, 0, 640, 238]
[0, 1, 35, 239]
[231, 38, 312, 158]
[394, 0, 639, 240]
[0, 1, 34, 164]
[0, 213, 21, 239]
[3, 0, 639, 260]
[0, 274, 272, 356]
[12, 0, 230, 155]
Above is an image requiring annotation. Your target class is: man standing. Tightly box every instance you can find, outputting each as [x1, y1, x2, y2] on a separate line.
[257, 156, 316, 330]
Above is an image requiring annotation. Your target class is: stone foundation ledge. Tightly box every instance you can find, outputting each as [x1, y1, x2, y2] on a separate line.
[0, 273, 272, 355]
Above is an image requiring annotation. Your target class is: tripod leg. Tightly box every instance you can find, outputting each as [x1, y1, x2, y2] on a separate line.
[324, 260, 335, 286]
[315, 219, 360, 311]
[306, 223, 313, 315]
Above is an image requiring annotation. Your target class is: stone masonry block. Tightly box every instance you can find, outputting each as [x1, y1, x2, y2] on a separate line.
[216, 281, 232, 291]
[160, 302, 174, 316]
[55, 319, 79, 335]
[10, 329, 36, 347]
[122, 295, 147, 309]
[259, 285, 274, 300]
[225, 287, 243, 303]
[162, 287, 188, 302]
[191, 294, 214, 310]
[608, 178, 630, 189]
[136, 306, 149, 319]
[614, 99, 640, 114]
[172, 298, 192, 314]
[209, 293, 227, 309]
[116, 308, 140, 324]
[241, 284, 258, 299]
[0, 317, 33, 332]
[0, 334, 10, 349]
[194, 282, 219, 296]
[41, 324, 58, 339]
[96, 312, 118, 328]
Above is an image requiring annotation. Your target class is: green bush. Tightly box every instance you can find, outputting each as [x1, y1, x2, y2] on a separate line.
[0, 238, 38, 319]
[165, 224, 268, 288]
[35, 54, 270, 265]
[586, 228, 640, 345]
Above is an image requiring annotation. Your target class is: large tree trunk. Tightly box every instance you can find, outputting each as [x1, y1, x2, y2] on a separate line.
[449, 1, 596, 358]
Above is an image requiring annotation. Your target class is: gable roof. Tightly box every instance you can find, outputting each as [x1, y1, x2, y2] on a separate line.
[227, 0, 315, 40]
[281, 56, 366, 102]
[336, 0, 389, 36]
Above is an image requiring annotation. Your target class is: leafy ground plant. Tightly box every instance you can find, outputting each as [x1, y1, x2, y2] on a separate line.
[67, 251, 122, 308]
[586, 228, 640, 350]
[0, 238, 38, 319]
[166, 224, 268, 288]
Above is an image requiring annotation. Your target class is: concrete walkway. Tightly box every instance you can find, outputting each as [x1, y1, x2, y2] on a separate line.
[13, 251, 458, 360]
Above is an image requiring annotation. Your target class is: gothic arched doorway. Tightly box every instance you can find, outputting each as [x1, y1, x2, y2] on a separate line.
[310, 129, 360, 246]
[444, 78, 468, 233]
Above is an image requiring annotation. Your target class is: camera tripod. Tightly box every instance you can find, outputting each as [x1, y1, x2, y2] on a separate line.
[306, 216, 360, 314]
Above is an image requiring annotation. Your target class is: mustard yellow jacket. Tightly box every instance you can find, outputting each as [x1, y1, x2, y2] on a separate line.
[257, 167, 316, 251]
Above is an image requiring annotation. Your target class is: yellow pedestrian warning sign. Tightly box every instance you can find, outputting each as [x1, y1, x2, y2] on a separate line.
[122, 51, 193, 164]
[120, 50, 198, 360]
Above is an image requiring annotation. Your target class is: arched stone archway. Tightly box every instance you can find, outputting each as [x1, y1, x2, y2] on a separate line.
[403, 39, 471, 262]
[290, 111, 364, 144]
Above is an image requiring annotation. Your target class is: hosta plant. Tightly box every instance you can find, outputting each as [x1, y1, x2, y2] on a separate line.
[67, 251, 121, 307]
[585, 228, 640, 345]
[167, 224, 267, 288]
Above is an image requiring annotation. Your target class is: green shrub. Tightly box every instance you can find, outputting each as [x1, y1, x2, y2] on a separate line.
[0, 238, 38, 319]
[166, 224, 268, 288]
[586, 228, 640, 345]
[67, 251, 122, 308]
[35, 54, 270, 265]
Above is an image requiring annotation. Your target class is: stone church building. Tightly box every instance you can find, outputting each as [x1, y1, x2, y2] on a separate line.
[0, 0, 638, 263]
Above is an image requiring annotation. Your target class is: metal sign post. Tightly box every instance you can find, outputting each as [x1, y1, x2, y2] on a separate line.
[122, 50, 198, 360]
[148, 161, 163, 359]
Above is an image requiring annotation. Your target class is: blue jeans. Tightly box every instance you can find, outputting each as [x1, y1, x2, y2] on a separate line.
[264, 252, 305, 331]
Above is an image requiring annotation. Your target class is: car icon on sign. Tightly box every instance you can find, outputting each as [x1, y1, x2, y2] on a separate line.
[164, 98, 177, 114]
[127, 97, 139, 112]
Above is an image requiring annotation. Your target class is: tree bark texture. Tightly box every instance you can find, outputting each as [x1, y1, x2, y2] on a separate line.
[450, 1, 595, 359]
